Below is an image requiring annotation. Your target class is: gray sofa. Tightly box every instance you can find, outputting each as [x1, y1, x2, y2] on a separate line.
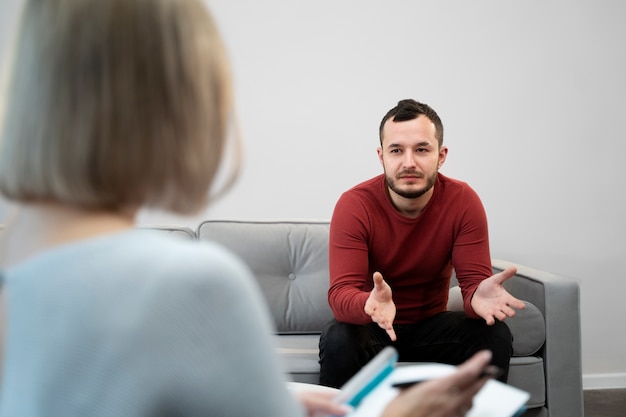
[149, 220, 583, 417]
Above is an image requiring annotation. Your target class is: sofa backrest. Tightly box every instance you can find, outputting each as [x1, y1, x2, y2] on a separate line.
[197, 220, 333, 334]
[151, 221, 546, 358]
[139, 225, 196, 241]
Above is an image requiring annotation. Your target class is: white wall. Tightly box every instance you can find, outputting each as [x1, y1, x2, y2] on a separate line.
[1, 0, 624, 389]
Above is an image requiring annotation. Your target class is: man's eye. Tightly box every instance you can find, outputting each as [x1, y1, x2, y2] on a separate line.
[417, 148, 427, 153]
[390, 149, 400, 154]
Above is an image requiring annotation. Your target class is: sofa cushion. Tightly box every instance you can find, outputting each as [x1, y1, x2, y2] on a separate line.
[446, 285, 464, 311]
[276, 334, 322, 384]
[506, 301, 546, 356]
[448, 287, 545, 356]
[197, 220, 334, 333]
[508, 356, 546, 408]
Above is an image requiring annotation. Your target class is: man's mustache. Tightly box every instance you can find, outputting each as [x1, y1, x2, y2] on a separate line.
[397, 171, 424, 178]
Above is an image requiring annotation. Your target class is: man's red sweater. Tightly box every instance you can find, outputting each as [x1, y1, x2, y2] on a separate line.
[328, 173, 493, 325]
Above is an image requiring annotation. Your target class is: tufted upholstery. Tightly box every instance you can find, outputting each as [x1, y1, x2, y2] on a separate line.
[148, 220, 582, 417]
[197, 221, 332, 333]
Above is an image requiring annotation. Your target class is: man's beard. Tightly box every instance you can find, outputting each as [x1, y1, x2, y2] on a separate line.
[385, 171, 437, 199]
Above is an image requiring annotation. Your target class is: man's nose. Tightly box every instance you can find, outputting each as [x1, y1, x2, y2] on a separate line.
[403, 152, 417, 167]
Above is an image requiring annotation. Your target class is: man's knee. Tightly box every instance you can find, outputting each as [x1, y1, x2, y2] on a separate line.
[318, 319, 371, 387]
[481, 320, 513, 381]
[319, 319, 364, 353]
[489, 320, 513, 351]
[469, 318, 512, 344]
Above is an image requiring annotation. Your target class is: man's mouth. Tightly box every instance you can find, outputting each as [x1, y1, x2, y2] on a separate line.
[398, 172, 423, 180]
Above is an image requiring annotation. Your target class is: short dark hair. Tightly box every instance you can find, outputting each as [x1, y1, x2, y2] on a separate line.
[378, 99, 444, 146]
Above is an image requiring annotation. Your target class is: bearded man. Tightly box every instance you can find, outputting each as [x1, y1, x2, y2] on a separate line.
[318, 99, 525, 388]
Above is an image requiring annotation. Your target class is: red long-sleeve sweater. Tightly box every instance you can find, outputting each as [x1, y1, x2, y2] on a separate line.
[328, 173, 492, 325]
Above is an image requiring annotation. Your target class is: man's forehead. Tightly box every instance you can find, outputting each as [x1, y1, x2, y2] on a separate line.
[382, 117, 437, 145]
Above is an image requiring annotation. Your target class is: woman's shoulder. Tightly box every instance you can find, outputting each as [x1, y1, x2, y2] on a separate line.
[124, 229, 255, 285]
[5, 229, 256, 297]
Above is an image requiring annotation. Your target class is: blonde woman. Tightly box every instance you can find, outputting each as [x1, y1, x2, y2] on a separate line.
[0, 1, 491, 416]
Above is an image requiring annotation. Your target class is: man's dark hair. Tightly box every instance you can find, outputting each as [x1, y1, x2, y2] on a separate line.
[378, 99, 444, 146]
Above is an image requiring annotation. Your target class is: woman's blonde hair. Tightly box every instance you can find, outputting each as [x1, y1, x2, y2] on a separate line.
[0, 0, 239, 214]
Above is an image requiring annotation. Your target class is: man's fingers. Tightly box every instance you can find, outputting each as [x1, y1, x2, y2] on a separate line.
[492, 266, 517, 285]
[371, 318, 396, 341]
[370, 271, 396, 340]
[372, 314, 396, 341]
[502, 305, 519, 318]
[372, 271, 384, 288]
[379, 320, 397, 341]
[510, 298, 526, 310]
[483, 301, 525, 324]
[495, 310, 508, 322]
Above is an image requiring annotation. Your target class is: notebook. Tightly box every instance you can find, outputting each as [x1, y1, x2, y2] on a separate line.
[334, 347, 530, 417]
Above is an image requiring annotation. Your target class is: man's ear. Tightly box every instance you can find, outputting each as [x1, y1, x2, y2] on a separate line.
[377, 147, 384, 167]
[438, 146, 448, 169]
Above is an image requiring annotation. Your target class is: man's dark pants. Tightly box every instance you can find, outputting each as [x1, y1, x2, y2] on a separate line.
[318, 311, 513, 388]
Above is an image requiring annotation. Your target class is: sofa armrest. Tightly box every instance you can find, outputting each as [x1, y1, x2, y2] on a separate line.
[492, 259, 583, 417]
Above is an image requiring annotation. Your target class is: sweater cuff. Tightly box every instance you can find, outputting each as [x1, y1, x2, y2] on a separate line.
[463, 288, 481, 319]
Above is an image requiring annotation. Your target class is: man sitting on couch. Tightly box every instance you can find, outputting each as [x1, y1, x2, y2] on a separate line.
[318, 99, 525, 388]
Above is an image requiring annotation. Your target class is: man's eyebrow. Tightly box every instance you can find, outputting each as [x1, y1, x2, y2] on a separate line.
[387, 141, 434, 148]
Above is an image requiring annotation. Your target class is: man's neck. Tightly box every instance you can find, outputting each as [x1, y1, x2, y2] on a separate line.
[387, 186, 434, 219]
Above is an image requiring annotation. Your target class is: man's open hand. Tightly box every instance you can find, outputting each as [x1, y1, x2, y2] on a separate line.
[471, 266, 526, 325]
[364, 272, 397, 341]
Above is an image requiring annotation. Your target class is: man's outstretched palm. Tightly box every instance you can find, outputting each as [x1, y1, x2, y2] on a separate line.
[364, 272, 397, 341]
[471, 266, 526, 325]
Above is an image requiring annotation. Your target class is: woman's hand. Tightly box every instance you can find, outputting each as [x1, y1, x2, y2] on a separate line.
[295, 390, 352, 417]
[381, 350, 494, 417]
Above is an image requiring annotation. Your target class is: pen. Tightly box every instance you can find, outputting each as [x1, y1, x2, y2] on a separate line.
[391, 379, 427, 389]
[392, 366, 504, 389]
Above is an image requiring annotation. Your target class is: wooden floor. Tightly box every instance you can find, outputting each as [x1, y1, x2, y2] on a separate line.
[583, 389, 626, 417]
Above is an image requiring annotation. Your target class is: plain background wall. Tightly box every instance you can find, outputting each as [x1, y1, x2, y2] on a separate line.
[1, 0, 624, 389]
